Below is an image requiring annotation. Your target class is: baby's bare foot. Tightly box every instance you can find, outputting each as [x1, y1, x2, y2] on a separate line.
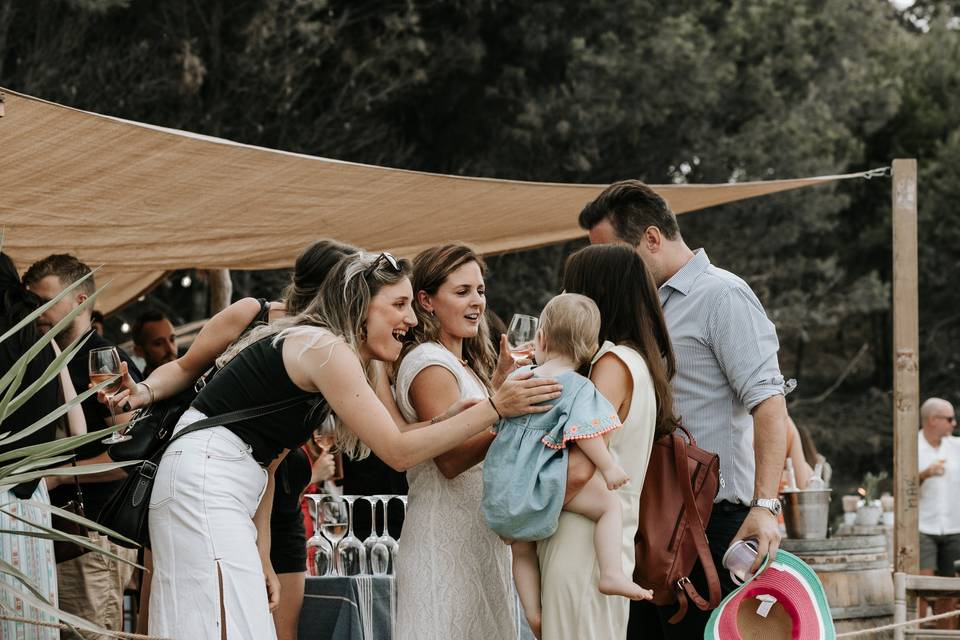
[601, 465, 631, 490]
[598, 573, 654, 601]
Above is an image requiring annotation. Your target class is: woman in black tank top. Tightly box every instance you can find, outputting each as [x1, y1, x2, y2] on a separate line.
[105, 239, 354, 638]
[145, 251, 564, 640]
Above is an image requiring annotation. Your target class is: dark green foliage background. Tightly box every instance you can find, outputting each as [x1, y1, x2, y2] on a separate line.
[4, 0, 960, 499]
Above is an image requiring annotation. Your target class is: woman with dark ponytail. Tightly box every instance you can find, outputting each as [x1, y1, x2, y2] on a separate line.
[536, 244, 678, 640]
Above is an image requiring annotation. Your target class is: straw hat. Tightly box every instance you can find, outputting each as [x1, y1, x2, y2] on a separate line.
[705, 549, 835, 640]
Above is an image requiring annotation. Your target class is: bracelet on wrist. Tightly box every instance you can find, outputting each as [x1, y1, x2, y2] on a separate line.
[488, 396, 503, 420]
[140, 381, 156, 406]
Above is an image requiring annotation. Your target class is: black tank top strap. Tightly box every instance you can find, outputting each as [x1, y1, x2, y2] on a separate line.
[244, 298, 271, 333]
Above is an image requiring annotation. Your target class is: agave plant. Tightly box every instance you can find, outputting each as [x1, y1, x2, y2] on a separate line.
[0, 267, 143, 637]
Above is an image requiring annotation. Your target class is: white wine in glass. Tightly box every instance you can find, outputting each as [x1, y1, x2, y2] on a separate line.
[506, 314, 538, 363]
[89, 347, 131, 444]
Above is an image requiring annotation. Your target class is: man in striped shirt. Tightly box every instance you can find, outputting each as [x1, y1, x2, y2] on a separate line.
[579, 179, 789, 637]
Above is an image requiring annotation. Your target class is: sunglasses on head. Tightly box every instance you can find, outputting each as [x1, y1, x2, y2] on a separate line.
[363, 252, 401, 277]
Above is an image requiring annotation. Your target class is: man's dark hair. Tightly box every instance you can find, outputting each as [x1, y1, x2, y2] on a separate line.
[132, 309, 171, 347]
[22, 254, 95, 296]
[578, 179, 680, 244]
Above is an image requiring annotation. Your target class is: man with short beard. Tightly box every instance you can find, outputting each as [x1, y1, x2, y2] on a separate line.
[578, 180, 789, 637]
[24, 253, 142, 639]
[132, 309, 178, 377]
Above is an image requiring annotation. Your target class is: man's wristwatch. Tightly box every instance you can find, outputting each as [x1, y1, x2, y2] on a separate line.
[749, 498, 782, 516]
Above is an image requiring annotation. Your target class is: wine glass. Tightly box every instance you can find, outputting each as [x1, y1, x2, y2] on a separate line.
[89, 347, 130, 444]
[392, 495, 409, 563]
[314, 424, 344, 482]
[506, 314, 538, 363]
[320, 496, 348, 575]
[374, 494, 400, 575]
[335, 495, 367, 576]
[305, 494, 334, 576]
[361, 496, 390, 575]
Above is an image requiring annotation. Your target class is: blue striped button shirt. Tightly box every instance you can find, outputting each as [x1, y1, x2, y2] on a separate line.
[659, 249, 785, 504]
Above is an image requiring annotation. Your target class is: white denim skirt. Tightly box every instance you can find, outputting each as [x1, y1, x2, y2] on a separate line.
[148, 409, 272, 640]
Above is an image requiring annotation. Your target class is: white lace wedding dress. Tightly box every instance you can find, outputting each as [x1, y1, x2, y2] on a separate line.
[394, 342, 517, 640]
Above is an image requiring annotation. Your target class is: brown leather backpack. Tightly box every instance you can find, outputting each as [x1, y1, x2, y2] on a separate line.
[633, 425, 722, 623]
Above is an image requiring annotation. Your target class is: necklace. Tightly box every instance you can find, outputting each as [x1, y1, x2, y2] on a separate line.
[440, 342, 468, 366]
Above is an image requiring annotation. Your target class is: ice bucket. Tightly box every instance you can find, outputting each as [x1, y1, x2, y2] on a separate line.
[780, 489, 831, 539]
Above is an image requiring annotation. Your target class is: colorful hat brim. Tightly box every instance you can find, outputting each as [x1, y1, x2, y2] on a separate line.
[704, 549, 836, 639]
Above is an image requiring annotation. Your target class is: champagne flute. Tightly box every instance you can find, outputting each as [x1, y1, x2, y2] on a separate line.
[506, 314, 538, 363]
[89, 347, 130, 444]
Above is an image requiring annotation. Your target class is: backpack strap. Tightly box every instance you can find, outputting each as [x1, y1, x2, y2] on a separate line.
[668, 433, 723, 624]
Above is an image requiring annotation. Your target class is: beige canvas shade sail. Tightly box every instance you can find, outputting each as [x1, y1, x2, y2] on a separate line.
[0, 88, 876, 314]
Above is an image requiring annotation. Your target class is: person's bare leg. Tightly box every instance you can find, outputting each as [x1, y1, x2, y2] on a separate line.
[576, 435, 630, 490]
[565, 474, 652, 600]
[511, 541, 543, 638]
[273, 571, 306, 640]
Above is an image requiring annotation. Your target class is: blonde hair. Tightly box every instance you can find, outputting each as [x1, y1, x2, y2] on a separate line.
[539, 293, 601, 367]
[400, 244, 496, 388]
[218, 251, 411, 459]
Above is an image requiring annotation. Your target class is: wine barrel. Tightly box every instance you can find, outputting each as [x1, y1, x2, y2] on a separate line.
[781, 535, 894, 638]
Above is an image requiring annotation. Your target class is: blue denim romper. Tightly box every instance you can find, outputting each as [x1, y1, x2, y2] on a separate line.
[481, 367, 622, 541]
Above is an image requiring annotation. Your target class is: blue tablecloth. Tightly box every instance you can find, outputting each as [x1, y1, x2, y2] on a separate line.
[298, 575, 395, 640]
[298, 574, 535, 640]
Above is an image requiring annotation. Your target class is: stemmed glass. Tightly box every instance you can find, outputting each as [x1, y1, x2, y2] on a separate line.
[305, 495, 334, 576]
[320, 496, 348, 575]
[335, 495, 367, 576]
[506, 314, 538, 363]
[373, 494, 400, 575]
[89, 347, 130, 444]
[361, 496, 390, 575]
[392, 495, 408, 563]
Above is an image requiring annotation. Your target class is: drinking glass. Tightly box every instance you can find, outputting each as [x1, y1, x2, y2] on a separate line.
[320, 496, 348, 575]
[506, 314, 538, 363]
[89, 347, 130, 444]
[335, 495, 367, 576]
[361, 496, 390, 575]
[392, 495, 409, 564]
[373, 494, 400, 575]
[305, 494, 334, 576]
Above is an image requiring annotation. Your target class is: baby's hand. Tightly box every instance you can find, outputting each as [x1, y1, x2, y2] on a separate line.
[602, 465, 631, 491]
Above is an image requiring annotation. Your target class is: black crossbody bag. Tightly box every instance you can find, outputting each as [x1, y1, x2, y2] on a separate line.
[98, 393, 308, 549]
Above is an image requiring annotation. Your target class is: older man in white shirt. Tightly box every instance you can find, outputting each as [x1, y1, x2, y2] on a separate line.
[918, 397, 960, 627]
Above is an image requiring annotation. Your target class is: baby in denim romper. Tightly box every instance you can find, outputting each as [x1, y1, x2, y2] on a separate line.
[482, 294, 652, 637]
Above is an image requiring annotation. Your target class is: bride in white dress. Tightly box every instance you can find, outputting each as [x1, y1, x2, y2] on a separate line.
[393, 244, 519, 640]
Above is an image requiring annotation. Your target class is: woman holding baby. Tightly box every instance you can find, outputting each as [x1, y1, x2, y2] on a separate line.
[395, 241, 676, 640]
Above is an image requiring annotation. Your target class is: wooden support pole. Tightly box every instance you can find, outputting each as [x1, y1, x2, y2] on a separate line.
[208, 269, 232, 316]
[892, 158, 920, 575]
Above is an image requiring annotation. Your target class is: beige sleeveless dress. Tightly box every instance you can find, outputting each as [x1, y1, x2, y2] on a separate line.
[537, 341, 657, 639]
[393, 342, 517, 640]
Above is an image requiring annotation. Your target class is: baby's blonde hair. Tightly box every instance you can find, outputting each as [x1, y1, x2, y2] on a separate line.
[539, 293, 601, 366]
